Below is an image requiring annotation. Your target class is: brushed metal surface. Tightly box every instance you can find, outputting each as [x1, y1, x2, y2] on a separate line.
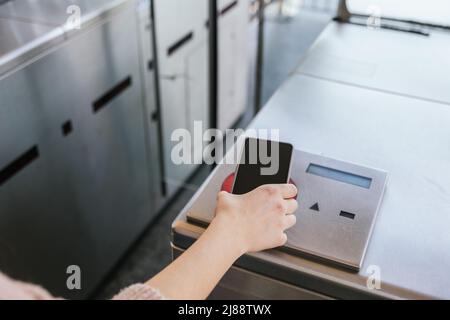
[135, 0, 165, 210]
[217, 0, 250, 131]
[296, 21, 450, 106]
[347, 0, 450, 26]
[174, 73, 450, 299]
[186, 149, 387, 271]
[284, 150, 387, 271]
[0, 17, 54, 57]
[0, 17, 64, 76]
[0, 0, 132, 76]
[153, 0, 209, 196]
[172, 245, 331, 300]
[0, 6, 154, 299]
[0, 0, 128, 27]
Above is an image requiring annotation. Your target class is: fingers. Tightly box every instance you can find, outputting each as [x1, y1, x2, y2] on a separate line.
[278, 233, 288, 247]
[283, 214, 297, 230]
[284, 199, 298, 215]
[257, 184, 298, 199]
[278, 184, 298, 199]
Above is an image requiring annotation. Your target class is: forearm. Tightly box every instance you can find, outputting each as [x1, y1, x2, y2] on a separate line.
[147, 216, 243, 300]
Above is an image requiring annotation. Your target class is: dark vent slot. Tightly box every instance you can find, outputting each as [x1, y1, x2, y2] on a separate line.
[220, 0, 238, 16]
[92, 76, 132, 113]
[148, 60, 154, 71]
[0, 146, 39, 186]
[167, 32, 194, 56]
[62, 120, 73, 136]
[340, 211, 356, 220]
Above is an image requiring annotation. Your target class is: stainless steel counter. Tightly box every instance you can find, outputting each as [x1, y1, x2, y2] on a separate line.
[0, 17, 64, 77]
[296, 21, 450, 106]
[0, 0, 120, 26]
[173, 72, 450, 299]
[247, 74, 450, 299]
[0, 0, 131, 76]
[0, 18, 54, 57]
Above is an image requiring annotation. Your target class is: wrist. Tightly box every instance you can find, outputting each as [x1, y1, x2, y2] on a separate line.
[208, 214, 248, 260]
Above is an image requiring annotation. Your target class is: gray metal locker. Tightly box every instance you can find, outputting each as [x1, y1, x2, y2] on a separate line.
[0, 5, 155, 299]
[136, 0, 166, 210]
[217, 0, 250, 131]
[153, 0, 210, 197]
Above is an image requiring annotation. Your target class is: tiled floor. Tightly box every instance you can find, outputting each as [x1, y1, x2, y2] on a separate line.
[94, 5, 331, 299]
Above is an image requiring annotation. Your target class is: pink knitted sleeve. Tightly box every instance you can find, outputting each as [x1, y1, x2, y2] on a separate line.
[0, 272, 164, 300]
[112, 284, 165, 300]
[0, 272, 56, 300]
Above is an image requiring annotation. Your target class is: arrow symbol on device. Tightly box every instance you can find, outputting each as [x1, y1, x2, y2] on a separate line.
[310, 203, 320, 212]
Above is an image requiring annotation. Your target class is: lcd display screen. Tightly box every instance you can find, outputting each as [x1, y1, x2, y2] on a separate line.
[307, 163, 372, 189]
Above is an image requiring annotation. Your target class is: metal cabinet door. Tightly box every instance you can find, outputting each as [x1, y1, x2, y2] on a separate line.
[0, 7, 153, 299]
[153, 0, 209, 196]
[136, 0, 165, 209]
[218, 0, 250, 131]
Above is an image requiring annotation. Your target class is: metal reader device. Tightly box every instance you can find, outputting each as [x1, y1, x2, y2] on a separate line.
[187, 148, 388, 271]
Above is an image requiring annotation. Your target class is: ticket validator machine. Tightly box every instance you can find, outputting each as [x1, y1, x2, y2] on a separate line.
[186, 144, 388, 271]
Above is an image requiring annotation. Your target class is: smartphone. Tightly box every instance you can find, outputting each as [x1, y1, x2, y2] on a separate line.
[232, 138, 294, 195]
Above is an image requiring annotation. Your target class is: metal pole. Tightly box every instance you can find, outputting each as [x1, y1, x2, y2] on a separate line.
[278, 0, 284, 16]
[254, 0, 265, 115]
[209, 0, 218, 130]
[208, 0, 219, 170]
[336, 0, 351, 22]
[149, 0, 167, 196]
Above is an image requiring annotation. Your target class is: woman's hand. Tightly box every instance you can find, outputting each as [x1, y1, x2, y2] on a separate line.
[147, 184, 298, 300]
[212, 184, 299, 256]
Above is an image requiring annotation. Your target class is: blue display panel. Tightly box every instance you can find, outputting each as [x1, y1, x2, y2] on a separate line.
[306, 164, 372, 189]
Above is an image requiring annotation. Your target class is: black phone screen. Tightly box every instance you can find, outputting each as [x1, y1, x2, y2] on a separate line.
[232, 138, 293, 195]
